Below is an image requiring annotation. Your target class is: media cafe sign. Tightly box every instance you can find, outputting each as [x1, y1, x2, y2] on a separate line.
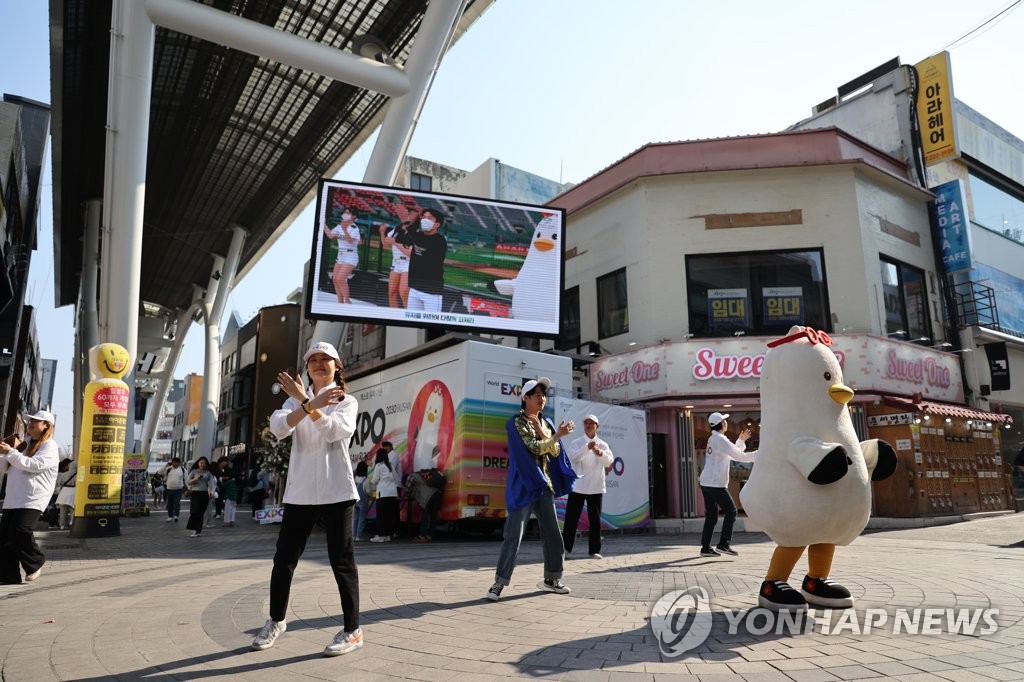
[591, 335, 964, 404]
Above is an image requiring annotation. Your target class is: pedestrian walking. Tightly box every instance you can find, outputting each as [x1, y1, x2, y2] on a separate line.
[562, 414, 614, 559]
[250, 341, 362, 657]
[220, 460, 243, 527]
[0, 410, 59, 584]
[353, 460, 370, 541]
[186, 457, 216, 537]
[699, 412, 757, 557]
[55, 457, 77, 530]
[163, 458, 186, 522]
[486, 377, 577, 601]
[369, 448, 398, 542]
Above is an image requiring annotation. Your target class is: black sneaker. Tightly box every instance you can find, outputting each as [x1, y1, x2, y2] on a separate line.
[699, 547, 721, 557]
[758, 580, 808, 611]
[486, 582, 503, 601]
[801, 575, 853, 608]
[716, 545, 739, 556]
[538, 578, 571, 594]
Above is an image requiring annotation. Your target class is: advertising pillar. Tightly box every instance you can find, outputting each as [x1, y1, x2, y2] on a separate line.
[70, 343, 132, 538]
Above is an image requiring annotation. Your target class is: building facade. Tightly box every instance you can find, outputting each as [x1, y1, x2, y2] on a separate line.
[0, 95, 49, 438]
[216, 303, 300, 472]
[790, 57, 1024, 507]
[554, 127, 1014, 519]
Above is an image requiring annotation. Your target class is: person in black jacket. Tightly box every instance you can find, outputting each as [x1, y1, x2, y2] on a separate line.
[396, 208, 447, 313]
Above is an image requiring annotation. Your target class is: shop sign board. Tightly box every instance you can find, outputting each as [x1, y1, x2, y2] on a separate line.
[868, 413, 915, 427]
[591, 335, 964, 404]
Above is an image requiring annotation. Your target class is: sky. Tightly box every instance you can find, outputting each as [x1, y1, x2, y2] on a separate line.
[2, 0, 1023, 450]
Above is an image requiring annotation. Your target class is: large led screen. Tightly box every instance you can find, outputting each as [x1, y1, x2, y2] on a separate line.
[306, 179, 565, 338]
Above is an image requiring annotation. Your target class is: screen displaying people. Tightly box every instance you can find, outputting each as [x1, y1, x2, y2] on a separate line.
[307, 180, 564, 338]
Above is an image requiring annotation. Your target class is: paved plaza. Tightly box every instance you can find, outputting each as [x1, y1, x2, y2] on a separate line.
[1, 509, 1023, 681]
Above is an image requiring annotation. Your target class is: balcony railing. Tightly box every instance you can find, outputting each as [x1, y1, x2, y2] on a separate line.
[951, 280, 1023, 339]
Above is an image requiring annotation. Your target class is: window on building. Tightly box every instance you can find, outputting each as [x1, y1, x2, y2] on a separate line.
[558, 286, 581, 351]
[597, 269, 629, 339]
[410, 172, 433, 192]
[880, 257, 930, 341]
[969, 170, 1024, 245]
[686, 250, 830, 337]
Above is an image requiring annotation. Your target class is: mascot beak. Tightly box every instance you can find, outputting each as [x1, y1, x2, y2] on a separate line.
[534, 238, 555, 252]
[829, 383, 855, 405]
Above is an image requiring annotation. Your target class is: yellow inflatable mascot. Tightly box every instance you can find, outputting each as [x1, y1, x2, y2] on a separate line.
[70, 343, 132, 538]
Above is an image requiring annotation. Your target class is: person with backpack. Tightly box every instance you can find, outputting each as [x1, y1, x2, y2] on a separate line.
[407, 467, 446, 542]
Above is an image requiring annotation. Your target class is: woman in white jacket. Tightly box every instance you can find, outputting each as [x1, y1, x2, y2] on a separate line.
[250, 342, 363, 657]
[0, 410, 60, 584]
[369, 448, 399, 542]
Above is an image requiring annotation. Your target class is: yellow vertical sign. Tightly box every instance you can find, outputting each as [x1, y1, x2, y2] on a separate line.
[915, 51, 958, 166]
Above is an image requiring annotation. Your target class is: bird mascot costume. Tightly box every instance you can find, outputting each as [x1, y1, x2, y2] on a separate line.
[740, 326, 897, 611]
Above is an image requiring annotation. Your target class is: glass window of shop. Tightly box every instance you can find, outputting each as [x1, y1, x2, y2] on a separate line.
[597, 268, 629, 339]
[880, 257, 930, 341]
[685, 250, 829, 338]
[969, 171, 1024, 245]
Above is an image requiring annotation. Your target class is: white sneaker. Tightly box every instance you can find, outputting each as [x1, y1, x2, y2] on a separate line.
[589, 553, 603, 559]
[251, 619, 286, 650]
[323, 627, 363, 656]
[25, 568, 42, 582]
[165, 517, 175, 522]
[369, 535, 391, 543]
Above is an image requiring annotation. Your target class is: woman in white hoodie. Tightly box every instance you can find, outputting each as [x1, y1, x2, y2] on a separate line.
[0, 410, 60, 584]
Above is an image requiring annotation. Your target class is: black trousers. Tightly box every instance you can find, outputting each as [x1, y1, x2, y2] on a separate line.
[270, 500, 359, 632]
[700, 485, 737, 549]
[186, 491, 210, 532]
[375, 496, 399, 537]
[562, 491, 603, 555]
[0, 508, 44, 584]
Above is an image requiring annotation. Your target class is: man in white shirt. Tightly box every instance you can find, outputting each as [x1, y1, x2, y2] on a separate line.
[699, 412, 756, 557]
[562, 415, 614, 559]
[162, 458, 186, 522]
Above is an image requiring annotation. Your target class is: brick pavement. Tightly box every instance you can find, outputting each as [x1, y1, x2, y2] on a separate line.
[1, 509, 1023, 681]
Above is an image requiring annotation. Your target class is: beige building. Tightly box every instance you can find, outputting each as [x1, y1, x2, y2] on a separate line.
[555, 127, 1012, 520]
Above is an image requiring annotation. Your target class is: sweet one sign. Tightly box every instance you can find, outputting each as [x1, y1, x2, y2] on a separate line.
[591, 335, 963, 403]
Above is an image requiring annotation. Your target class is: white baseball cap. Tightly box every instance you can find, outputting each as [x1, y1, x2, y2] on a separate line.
[521, 377, 551, 396]
[583, 414, 600, 426]
[25, 410, 56, 425]
[303, 341, 341, 363]
[708, 412, 729, 427]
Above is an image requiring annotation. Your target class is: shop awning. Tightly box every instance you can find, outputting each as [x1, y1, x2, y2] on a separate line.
[883, 397, 1014, 425]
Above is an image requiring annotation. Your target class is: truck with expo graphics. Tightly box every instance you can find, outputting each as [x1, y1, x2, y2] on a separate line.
[344, 338, 573, 530]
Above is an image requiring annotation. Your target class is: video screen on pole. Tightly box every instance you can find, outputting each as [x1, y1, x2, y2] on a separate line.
[305, 179, 565, 338]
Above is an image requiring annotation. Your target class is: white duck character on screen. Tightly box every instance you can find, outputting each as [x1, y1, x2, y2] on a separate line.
[413, 386, 444, 471]
[494, 214, 561, 320]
